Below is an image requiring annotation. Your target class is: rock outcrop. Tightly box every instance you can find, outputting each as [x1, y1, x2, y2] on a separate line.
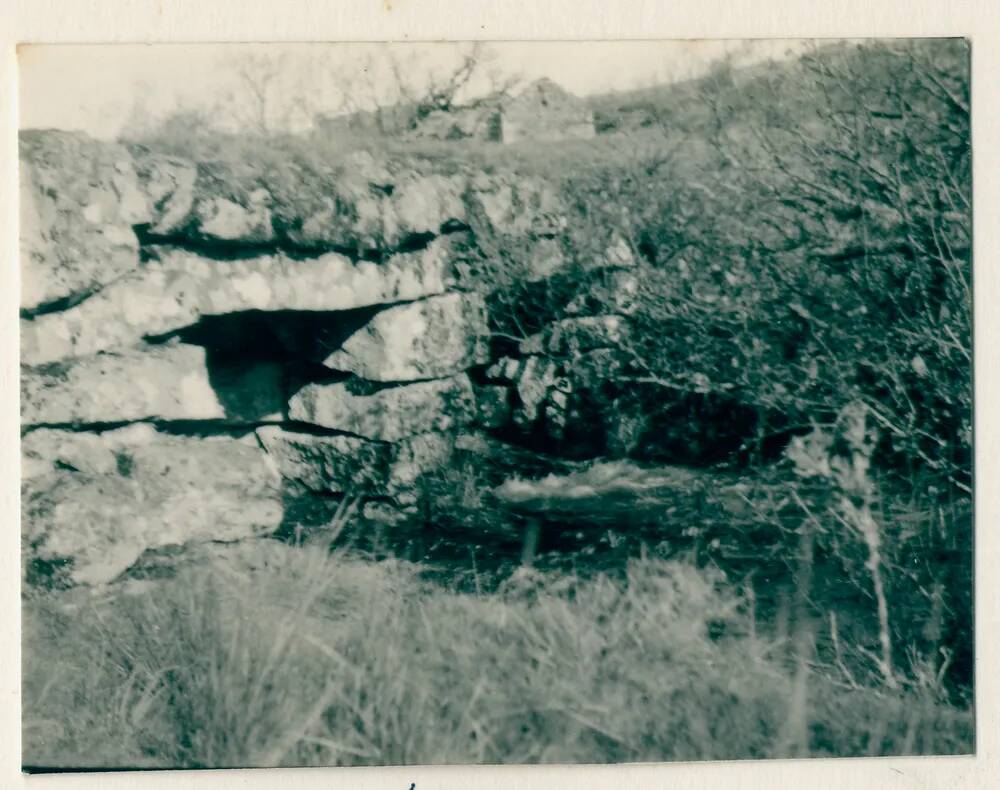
[22, 344, 285, 426]
[20, 131, 150, 311]
[18, 128, 647, 588]
[22, 425, 282, 586]
[282, 168, 468, 253]
[323, 292, 490, 381]
[21, 240, 457, 365]
[288, 375, 477, 442]
[128, 147, 470, 254]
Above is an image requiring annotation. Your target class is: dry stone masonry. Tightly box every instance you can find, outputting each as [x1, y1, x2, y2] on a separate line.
[20, 129, 637, 587]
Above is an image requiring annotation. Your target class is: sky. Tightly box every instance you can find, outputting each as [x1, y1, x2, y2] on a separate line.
[18, 40, 813, 139]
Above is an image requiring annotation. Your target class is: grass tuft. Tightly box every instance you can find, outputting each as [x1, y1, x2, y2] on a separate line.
[23, 541, 972, 769]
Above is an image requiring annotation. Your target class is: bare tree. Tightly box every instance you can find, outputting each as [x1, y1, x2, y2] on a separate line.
[384, 43, 522, 131]
[232, 53, 284, 134]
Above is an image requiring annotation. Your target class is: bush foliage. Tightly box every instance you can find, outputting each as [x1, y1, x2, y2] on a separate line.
[568, 40, 970, 488]
[452, 39, 973, 697]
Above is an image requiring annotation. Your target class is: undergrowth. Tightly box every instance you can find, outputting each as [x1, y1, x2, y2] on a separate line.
[22, 542, 972, 770]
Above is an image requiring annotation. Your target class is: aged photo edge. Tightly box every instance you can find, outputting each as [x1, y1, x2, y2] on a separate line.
[2, 2, 999, 790]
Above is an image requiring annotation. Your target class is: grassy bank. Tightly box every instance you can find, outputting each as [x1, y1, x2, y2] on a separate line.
[23, 541, 972, 770]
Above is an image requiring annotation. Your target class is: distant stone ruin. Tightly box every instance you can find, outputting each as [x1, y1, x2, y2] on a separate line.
[316, 78, 596, 145]
[496, 78, 596, 144]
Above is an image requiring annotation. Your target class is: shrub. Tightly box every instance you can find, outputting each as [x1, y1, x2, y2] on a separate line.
[469, 40, 974, 701]
[557, 40, 971, 492]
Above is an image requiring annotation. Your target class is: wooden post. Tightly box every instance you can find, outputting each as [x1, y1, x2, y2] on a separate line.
[521, 517, 542, 566]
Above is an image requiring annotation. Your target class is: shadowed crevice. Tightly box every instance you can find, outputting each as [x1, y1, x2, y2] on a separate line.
[145, 307, 383, 365]
[136, 224, 372, 263]
[20, 267, 145, 320]
[21, 291, 99, 320]
[135, 221, 467, 264]
[22, 418, 392, 444]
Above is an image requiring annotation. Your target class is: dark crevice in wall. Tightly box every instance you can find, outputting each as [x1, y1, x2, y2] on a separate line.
[137, 227, 363, 263]
[21, 419, 276, 439]
[20, 266, 141, 320]
[144, 307, 384, 365]
[135, 221, 468, 265]
[136, 307, 480, 432]
[23, 419, 137, 436]
[395, 230, 449, 255]
[21, 291, 97, 320]
[465, 362, 498, 387]
[152, 420, 282, 438]
[265, 421, 395, 444]
[328, 373, 461, 398]
[22, 416, 397, 445]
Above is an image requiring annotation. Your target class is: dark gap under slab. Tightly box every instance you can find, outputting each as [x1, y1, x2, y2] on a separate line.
[20, 290, 100, 320]
[264, 420, 393, 443]
[136, 225, 375, 263]
[20, 266, 148, 320]
[135, 222, 467, 264]
[144, 307, 383, 365]
[21, 418, 386, 443]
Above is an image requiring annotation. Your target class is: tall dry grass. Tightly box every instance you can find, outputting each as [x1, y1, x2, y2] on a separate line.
[22, 541, 972, 770]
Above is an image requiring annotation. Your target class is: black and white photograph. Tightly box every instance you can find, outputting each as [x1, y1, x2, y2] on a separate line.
[17, 37, 973, 770]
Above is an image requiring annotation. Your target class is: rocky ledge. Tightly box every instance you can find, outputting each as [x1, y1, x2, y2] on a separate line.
[20, 130, 640, 587]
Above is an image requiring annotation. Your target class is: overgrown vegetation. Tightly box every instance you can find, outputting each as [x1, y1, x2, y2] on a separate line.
[22, 544, 972, 769]
[457, 39, 972, 695]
